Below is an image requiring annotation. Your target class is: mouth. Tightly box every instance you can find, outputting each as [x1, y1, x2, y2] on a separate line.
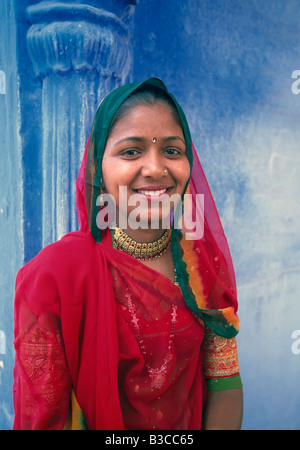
[134, 186, 172, 196]
[136, 188, 168, 196]
[133, 186, 172, 199]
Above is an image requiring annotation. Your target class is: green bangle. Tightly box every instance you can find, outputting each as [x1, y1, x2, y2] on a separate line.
[206, 374, 242, 391]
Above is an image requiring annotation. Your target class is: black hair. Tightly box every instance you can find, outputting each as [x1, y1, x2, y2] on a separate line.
[107, 85, 183, 139]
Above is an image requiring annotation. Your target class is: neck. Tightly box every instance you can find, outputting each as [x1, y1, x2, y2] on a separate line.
[121, 226, 167, 243]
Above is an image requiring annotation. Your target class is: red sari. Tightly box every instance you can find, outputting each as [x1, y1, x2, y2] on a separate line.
[13, 230, 207, 429]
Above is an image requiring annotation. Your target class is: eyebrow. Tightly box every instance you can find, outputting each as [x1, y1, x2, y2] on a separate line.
[114, 136, 146, 146]
[114, 135, 186, 146]
[164, 136, 186, 145]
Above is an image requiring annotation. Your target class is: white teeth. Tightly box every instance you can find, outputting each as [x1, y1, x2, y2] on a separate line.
[137, 189, 167, 196]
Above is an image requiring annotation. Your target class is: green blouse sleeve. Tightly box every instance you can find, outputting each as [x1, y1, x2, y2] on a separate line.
[206, 374, 242, 391]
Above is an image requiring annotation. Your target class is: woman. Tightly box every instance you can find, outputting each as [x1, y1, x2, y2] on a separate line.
[13, 78, 243, 430]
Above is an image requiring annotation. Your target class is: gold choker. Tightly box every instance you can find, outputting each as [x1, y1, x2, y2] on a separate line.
[113, 227, 172, 260]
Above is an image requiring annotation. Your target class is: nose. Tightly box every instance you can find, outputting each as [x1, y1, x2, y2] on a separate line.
[141, 148, 166, 179]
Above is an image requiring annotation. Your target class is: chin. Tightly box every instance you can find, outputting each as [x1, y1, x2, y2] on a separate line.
[129, 210, 172, 231]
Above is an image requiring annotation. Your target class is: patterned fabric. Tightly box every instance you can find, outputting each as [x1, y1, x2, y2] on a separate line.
[14, 318, 71, 429]
[202, 326, 240, 379]
[177, 222, 239, 337]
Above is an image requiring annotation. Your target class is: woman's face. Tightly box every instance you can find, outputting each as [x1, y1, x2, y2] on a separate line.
[101, 101, 190, 230]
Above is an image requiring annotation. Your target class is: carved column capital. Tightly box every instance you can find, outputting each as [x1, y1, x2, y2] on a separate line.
[26, 2, 134, 79]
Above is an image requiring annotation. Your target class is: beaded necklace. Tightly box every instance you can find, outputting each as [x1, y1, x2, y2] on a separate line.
[127, 294, 178, 390]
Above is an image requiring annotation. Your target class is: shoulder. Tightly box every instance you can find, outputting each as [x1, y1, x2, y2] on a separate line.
[46, 231, 96, 263]
[16, 231, 98, 293]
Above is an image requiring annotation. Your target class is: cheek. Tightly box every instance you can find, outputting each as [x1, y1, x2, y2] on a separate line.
[102, 158, 118, 188]
[174, 161, 191, 192]
[101, 160, 132, 196]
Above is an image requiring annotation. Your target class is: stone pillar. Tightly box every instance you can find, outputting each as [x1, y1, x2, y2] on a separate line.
[26, 1, 136, 246]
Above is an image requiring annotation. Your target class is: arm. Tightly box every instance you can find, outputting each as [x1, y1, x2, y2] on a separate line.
[13, 317, 71, 430]
[13, 266, 71, 429]
[202, 387, 243, 430]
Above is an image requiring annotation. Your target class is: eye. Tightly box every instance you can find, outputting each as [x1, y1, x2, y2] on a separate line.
[164, 147, 182, 157]
[121, 148, 141, 158]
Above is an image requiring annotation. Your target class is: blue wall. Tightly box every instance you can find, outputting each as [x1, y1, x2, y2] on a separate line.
[1, 0, 300, 430]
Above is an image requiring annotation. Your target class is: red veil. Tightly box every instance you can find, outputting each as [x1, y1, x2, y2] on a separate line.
[13, 79, 239, 430]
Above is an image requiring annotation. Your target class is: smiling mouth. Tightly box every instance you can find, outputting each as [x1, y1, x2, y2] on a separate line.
[136, 188, 169, 196]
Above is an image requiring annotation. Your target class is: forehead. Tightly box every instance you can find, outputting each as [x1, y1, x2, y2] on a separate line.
[108, 102, 184, 140]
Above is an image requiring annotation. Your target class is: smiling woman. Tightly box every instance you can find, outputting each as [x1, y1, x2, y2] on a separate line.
[102, 101, 190, 243]
[12, 78, 242, 430]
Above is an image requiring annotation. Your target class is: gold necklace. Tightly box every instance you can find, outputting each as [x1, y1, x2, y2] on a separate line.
[113, 226, 172, 260]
